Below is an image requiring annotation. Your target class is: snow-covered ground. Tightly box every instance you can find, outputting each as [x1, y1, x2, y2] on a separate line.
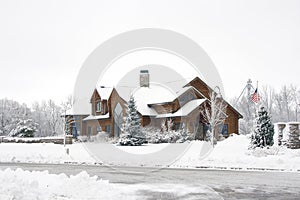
[0, 168, 220, 200]
[173, 134, 300, 171]
[0, 143, 96, 164]
[1, 135, 300, 171]
[114, 143, 170, 154]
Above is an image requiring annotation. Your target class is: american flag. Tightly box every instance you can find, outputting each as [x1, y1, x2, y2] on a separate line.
[251, 88, 260, 103]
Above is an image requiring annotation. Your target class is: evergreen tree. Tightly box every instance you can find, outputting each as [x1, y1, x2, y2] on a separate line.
[8, 119, 37, 137]
[250, 106, 274, 148]
[119, 96, 146, 146]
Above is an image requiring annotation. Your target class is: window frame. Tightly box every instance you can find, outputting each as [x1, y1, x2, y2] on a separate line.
[96, 101, 102, 112]
[105, 125, 111, 134]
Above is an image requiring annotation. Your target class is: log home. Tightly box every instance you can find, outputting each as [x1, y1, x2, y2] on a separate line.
[66, 70, 242, 140]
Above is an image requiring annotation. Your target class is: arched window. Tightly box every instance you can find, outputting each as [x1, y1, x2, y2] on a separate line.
[113, 103, 123, 137]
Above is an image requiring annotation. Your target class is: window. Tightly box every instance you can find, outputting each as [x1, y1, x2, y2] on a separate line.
[179, 92, 196, 106]
[74, 116, 81, 121]
[218, 124, 228, 136]
[114, 103, 123, 138]
[88, 126, 92, 137]
[96, 125, 102, 133]
[105, 125, 111, 134]
[96, 101, 102, 112]
[72, 122, 81, 137]
[174, 123, 180, 131]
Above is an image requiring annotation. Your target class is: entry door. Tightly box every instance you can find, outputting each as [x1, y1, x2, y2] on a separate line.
[197, 123, 204, 140]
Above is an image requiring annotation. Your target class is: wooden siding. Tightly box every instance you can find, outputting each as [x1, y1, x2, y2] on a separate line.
[75, 76, 242, 139]
[107, 89, 127, 137]
[186, 77, 242, 134]
[224, 106, 239, 134]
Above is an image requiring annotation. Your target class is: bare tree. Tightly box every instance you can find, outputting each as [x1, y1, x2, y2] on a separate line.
[46, 99, 63, 136]
[200, 88, 227, 147]
[61, 94, 73, 113]
[261, 85, 275, 115]
[233, 84, 300, 130]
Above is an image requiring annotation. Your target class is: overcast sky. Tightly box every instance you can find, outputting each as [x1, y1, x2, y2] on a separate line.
[0, 0, 299, 105]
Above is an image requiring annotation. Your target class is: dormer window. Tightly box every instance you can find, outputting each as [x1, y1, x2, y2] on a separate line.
[96, 101, 102, 112]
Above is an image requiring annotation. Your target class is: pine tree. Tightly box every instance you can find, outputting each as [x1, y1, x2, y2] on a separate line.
[119, 96, 146, 146]
[250, 106, 274, 148]
[8, 119, 37, 137]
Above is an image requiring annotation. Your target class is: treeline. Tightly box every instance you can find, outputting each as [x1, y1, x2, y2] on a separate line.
[231, 84, 300, 134]
[0, 96, 72, 137]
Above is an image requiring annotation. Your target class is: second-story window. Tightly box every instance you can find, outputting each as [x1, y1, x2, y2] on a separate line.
[96, 101, 102, 112]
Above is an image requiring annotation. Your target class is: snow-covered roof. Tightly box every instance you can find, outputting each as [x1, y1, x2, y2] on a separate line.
[83, 113, 110, 121]
[175, 86, 205, 99]
[156, 99, 206, 118]
[132, 86, 176, 116]
[96, 87, 113, 100]
[64, 108, 73, 116]
[175, 86, 193, 97]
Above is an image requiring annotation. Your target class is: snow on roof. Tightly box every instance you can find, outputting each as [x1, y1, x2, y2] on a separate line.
[175, 86, 204, 99]
[83, 113, 110, 121]
[132, 86, 176, 116]
[156, 99, 206, 118]
[64, 108, 74, 116]
[175, 86, 192, 97]
[96, 87, 113, 100]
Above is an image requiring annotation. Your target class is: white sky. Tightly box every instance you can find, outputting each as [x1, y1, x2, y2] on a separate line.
[0, 0, 299, 105]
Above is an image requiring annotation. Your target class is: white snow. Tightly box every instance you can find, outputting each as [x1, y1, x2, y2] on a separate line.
[83, 113, 110, 121]
[175, 86, 204, 99]
[0, 168, 221, 200]
[1, 133, 300, 171]
[114, 143, 170, 154]
[96, 87, 114, 100]
[173, 134, 300, 171]
[0, 168, 122, 200]
[0, 143, 96, 164]
[156, 99, 206, 118]
[132, 85, 176, 116]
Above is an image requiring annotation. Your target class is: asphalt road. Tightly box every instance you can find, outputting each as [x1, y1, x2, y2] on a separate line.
[0, 162, 300, 200]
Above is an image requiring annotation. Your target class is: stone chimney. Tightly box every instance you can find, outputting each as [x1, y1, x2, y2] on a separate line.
[140, 70, 149, 87]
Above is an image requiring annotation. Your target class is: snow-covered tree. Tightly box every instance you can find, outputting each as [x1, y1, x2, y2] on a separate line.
[161, 119, 167, 133]
[119, 96, 146, 146]
[61, 94, 73, 113]
[200, 88, 227, 146]
[250, 106, 274, 148]
[8, 119, 37, 137]
[31, 100, 63, 137]
[0, 99, 33, 136]
[232, 84, 300, 134]
[167, 118, 174, 132]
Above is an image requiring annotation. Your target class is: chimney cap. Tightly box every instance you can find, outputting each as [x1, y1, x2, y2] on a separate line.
[140, 70, 149, 73]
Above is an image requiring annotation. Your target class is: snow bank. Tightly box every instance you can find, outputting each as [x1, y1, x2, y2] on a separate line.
[1, 136, 300, 171]
[174, 134, 300, 171]
[0, 168, 222, 200]
[0, 168, 126, 200]
[0, 143, 96, 164]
